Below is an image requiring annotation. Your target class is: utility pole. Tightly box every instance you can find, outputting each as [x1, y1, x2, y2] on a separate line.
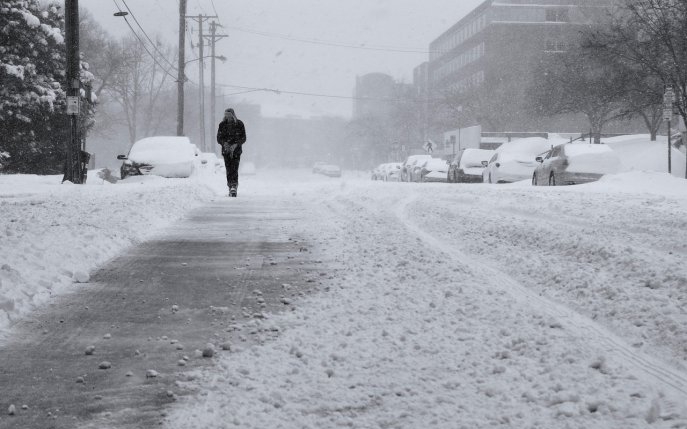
[185, 14, 216, 152]
[63, 0, 84, 184]
[198, 16, 205, 151]
[205, 21, 228, 148]
[664, 87, 675, 175]
[176, 0, 187, 137]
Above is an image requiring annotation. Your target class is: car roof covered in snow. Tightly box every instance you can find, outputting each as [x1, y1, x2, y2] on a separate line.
[128, 136, 196, 164]
[460, 149, 494, 168]
[563, 143, 614, 156]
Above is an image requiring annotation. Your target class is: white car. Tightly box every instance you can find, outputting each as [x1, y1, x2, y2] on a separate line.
[420, 158, 449, 182]
[385, 162, 402, 181]
[118, 136, 198, 179]
[482, 138, 560, 184]
[320, 164, 342, 178]
[401, 155, 432, 182]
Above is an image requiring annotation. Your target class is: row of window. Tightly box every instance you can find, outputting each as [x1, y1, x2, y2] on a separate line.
[544, 40, 571, 52]
[447, 71, 486, 93]
[431, 14, 487, 61]
[433, 43, 486, 82]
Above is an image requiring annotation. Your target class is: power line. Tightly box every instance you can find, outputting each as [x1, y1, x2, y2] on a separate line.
[217, 83, 433, 104]
[224, 25, 437, 54]
[112, 0, 178, 81]
[120, 0, 178, 71]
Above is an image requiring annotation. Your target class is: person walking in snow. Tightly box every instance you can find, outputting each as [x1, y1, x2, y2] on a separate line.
[217, 108, 247, 197]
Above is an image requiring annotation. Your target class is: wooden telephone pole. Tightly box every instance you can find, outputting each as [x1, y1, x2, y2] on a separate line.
[176, 0, 187, 136]
[63, 0, 85, 184]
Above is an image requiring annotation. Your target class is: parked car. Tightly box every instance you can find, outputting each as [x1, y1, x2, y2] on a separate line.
[482, 138, 557, 184]
[401, 155, 432, 182]
[371, 163, 388, 181]
[448, 148, 494, 183]
[532, 143, 621, 186]
[385, 162, 402, 181]
[320, 164, 342, 178]
[117, 136, 198, 179]
[420, 158, 450, 182]
[312, 161, 327, 174]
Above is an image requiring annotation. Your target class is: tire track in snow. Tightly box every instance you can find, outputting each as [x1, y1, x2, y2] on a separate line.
[394, 195, 687, 401]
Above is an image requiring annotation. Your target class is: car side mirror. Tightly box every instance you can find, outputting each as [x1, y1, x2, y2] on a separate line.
[481, 160, 488, 167]
[117, 155, 127, 160]
[535, 156, 543, 163]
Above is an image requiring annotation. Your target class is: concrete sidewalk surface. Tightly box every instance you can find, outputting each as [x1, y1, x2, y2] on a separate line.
[0, 197, 318, 428]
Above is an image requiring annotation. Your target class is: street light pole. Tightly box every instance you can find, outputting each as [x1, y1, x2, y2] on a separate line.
[63, 0, 83, 184]
[176, 0, 186, 137]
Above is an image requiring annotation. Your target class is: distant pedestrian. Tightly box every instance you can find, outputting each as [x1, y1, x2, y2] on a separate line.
[217, 108, 246, 197]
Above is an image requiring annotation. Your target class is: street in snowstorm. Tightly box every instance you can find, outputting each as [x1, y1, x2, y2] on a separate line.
[3, 0, 687, 428]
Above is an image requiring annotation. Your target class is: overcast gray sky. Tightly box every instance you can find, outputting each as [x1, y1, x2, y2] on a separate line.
[86, 0, 484, 119]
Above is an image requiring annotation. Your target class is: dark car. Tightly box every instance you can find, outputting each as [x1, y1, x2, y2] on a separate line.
[447, 148, 494, 183]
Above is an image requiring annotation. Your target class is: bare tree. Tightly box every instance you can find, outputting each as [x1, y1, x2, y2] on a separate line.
[586, 0, 687, 136]
[106, 35, 176, 144]
[527, 47, 632, 143]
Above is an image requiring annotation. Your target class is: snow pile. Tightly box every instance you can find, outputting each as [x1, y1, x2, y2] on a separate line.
[0, 173, 216, 335]
[604, 134, 686, 177]
[165, 170, 687, 429]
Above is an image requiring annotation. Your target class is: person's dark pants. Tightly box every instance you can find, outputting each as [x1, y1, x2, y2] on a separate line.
[223, 154, 240, 189]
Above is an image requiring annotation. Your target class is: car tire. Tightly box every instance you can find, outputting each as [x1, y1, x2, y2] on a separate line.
[532, 173, 537, 186]
[549, 173, 556, 186]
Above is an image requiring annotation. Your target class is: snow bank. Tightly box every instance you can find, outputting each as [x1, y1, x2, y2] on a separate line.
[0, 173, 216, 337]
[604, 134, 686, 178]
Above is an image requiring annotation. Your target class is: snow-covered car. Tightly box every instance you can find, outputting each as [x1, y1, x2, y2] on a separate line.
[448, 148, 494, 183]
[240, 161, 257, 175]
[482, 138, 557, 184]
[320, 164, 342, 178]
[401, 155, 432, 182]
[533, 143, 621, 186]
[312, 161, 327, 174]
[420, 158, 449, 183]
[385, 162, 402, 181]
[371, 164, 386, 181]
[117, 136, 198, 179]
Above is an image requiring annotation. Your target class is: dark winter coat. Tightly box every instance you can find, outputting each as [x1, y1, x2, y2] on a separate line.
[216, 118, 246, 157]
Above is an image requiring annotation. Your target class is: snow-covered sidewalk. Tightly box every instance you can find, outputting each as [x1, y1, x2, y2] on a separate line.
[165, 171, 687, 429]
[0, 173, 216, 336]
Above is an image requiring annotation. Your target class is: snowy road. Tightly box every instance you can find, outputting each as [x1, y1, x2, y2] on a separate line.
[166, 172, 687, 429]
[2, 170, 687, 428]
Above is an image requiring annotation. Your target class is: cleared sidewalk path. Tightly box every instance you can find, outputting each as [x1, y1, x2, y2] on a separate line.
[0, 197, 316, 429]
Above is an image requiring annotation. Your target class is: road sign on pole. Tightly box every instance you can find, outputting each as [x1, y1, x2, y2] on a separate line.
[664, 108, 673, 122]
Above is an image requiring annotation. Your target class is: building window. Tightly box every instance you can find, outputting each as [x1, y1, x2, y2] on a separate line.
[544, 40, 568, 52]
[545, 8, 569, 22]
